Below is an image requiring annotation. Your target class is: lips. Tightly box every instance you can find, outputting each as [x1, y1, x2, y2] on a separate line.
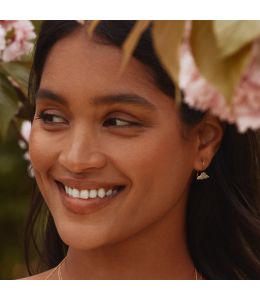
[55, 180, 125, 215]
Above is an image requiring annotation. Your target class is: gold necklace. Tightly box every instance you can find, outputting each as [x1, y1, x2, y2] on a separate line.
[44, 257, 67, 280]
[45, 257, 201, 280]
[57, 257, 66, 280]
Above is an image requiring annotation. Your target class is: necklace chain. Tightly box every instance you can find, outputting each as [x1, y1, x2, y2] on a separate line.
[45, 257, 201, 280]
[44, 257, 66, 280]
[57, 257, 66, 280]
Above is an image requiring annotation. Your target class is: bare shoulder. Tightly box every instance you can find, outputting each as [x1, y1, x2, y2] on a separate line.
[18, 267, 57, 280]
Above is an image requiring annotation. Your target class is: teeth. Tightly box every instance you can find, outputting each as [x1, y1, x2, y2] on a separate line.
[97, 188, 105, 198]
[80, 190, 89, 199]
[72, 188, 79, 198]
[89, 189, 97, 198]
[106, 189, 113, 196]
[112, 189, 118, 196]
[64, 185, 122, 200]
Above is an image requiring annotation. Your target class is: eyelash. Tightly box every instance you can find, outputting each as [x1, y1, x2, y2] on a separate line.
[103, 117, 141, 127]
[35, 112, 142, 128]
[35, 112, 66, 124]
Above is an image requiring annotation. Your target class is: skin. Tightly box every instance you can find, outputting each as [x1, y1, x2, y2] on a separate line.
[27, 27, 223, 279]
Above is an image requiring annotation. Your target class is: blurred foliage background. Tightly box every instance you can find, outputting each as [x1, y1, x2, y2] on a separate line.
[0, 125, 32, 279]
[0, 20, 42, 279]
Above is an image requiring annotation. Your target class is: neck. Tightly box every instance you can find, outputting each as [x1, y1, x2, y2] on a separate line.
[61, 200, 195, 280]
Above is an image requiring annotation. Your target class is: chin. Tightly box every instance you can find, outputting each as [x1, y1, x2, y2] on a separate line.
[55, 218, 139, 251]
[59, 230, 106, 250]
[54, 221, 113, 250]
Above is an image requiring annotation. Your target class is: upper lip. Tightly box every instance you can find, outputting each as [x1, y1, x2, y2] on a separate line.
[55, 178, 125, 190]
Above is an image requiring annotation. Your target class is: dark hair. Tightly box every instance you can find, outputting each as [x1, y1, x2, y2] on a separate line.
[25, 21, 260, 279]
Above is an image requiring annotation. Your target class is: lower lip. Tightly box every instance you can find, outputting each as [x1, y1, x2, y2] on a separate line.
[57, 182, 123, 215]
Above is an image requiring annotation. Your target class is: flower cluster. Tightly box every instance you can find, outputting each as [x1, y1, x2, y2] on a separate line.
[179, 27, 260, 133]
[19, 121, 34, 177]
[0, 20, 36, 62]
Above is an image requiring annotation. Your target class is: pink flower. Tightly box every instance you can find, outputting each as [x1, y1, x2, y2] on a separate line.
[0, 20, 36, 62]
[0, 20, 15, 29]
[21, 120, 31, 142]
[179, 28, 260, 133]
[0, 26, 6, 50]
[18, 121, 34, 177]
[179, 42, 235, 123]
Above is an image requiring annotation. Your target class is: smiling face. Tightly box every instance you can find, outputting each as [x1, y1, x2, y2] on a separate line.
[29, 28, 199, 250]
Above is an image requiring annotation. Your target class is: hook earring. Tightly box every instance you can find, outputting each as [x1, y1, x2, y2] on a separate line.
[196, 160, 209, 180]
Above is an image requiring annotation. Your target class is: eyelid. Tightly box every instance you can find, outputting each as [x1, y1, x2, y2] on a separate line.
[35, 110, 68, 124]
[103, 116, 142, 127]
[104, 110, 142, 122]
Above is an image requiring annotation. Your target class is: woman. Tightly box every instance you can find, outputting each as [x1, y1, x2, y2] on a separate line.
[23, 21, 260, 279]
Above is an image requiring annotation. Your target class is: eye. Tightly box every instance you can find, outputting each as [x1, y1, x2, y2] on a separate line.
[103, 117, 141, 127]
[35, 112, 67, 124]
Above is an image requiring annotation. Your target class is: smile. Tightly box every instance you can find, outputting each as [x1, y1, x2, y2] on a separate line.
[64, 185, 121, 200]
[55, 181, 125, 215]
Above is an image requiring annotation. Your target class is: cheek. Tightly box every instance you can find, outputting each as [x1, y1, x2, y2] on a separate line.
[110, 129, 195, 223]
[29, 125, 62, 210]
[29, 124, 57, 173]
[102, 130, 193, 237]
[141, 142, 189, 197]
[108, 130, 192, 188]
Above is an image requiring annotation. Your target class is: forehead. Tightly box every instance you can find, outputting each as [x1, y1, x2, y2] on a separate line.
[39, 28, 180, 124]
[41, 28, 157, 97]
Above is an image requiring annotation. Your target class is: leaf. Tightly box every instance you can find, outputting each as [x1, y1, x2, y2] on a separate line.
[213, 20, 260, 57]
[152, 21, 186, 87]
[0, 62, 30, 96]
[19, 55, 33, 68]
[87, 20, 101, 38]
[191, 20, 252, 105]
[31, 20, 43, 35]
[0, 75, 20, 139]
[119, 20, 151, 75]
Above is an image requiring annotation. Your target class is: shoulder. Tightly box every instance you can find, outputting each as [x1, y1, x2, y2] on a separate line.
[18, 267, 57, 280]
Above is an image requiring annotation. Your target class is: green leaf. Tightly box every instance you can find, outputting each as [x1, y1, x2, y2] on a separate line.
[31, 20, 42, 35]
[191, 20, 252, 105]
[152, 21, 185, 86]
[0, 62, 30, 96]
[152, 20, 185, 104]
[213, 20, 260, 57]
[119, 20, 151, 75]
[0, 75, 20, 139]
[87, 20, 101, 38]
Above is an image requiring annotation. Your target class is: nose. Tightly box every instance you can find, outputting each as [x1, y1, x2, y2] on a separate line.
[58, 127, 107, 174]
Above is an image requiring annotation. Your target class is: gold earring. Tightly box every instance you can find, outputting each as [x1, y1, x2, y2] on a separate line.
[196, 160, 209, 180]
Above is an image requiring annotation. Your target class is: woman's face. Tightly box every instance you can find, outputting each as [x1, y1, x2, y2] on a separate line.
[29, 28, 199, 249]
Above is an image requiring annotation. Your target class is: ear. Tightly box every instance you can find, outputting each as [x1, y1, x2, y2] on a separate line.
[193, 113, 225, 172]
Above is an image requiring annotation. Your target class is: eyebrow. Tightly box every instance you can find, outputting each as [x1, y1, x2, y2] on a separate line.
[36, 89, 157, 111]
